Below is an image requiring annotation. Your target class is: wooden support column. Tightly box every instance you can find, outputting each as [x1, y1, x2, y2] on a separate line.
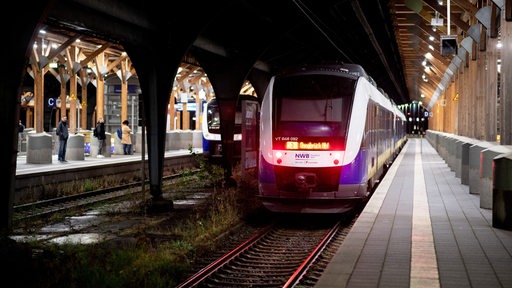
[445, 83, 456, 134]
[182, 100, 190, 130]
[121, 79, 128, 123]
[66, 46, 79, 133]
[58, 66, 68, 120]
[195, 94, 201, 131]
[119, 60, 129, 124]
[95, 78, 105, 123]
[169, 89, 176, 131]
[458, 68, 468, 136]
[452, 72, 460, 134]
[68, 79, 78, 133]
[439, 101, 445, 132]
[189, 71, 205, 131]
[468, 58, 479, 138]
[485, 38, 498, 142]
[95, 53, 107, 121]
[30, 38, 47, 133]
[79, 68, 89, 130]
[452, 85, 458, 134]
[431, 85, 442, 131]
[501, 9, 512, 144]
[31, 63, 45, 133]
[69, 92, 78, 134]
[179, 88, 190, 130]
[476, 50, 487, 140]
[26, 103, 33, 128]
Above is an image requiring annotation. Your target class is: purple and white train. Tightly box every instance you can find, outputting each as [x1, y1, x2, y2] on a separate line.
[258, 63, 407, 213]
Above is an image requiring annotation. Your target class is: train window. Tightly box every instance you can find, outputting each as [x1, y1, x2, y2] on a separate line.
[273, 75, 355, 123]
[207, 110, 221, 130]
[278, 97, 344, 122]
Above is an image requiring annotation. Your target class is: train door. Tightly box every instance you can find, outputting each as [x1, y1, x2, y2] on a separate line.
[366, 101, 377, 183]
[240, 98, 260, 175]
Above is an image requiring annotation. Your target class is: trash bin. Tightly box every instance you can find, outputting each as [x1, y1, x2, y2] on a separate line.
[493, 153, 512, 230]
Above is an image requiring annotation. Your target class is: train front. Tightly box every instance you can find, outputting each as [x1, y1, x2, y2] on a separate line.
[258, 67, 368, 213]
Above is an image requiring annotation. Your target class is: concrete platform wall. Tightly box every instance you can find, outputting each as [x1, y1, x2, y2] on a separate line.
[480, 145, 512, 209]
[25, 130, 203, 160]
[426, 130, 512, 212]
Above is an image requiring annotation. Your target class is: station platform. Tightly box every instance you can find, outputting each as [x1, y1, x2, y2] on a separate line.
[15, 148, 200, 176]
[315, 138, 512, 288]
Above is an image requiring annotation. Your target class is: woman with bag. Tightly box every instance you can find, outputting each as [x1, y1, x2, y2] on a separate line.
[121, 120, 132, 155]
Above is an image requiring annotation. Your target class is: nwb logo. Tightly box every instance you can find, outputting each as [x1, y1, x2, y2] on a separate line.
[295, 153, 309, 159]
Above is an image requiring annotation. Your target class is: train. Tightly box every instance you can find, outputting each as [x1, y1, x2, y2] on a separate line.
[201, 94, 259, 162]
[258, 63, 407, 213]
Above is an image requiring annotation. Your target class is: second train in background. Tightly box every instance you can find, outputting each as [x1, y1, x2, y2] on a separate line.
[202, 94, 259, 162]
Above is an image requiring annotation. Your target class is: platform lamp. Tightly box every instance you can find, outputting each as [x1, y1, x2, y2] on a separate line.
[439, 0, 458, 56]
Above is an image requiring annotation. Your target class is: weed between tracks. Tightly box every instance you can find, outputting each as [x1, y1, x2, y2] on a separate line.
[3, 151, 263, 288]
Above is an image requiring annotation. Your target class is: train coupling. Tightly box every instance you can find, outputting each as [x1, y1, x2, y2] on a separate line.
[295, 172, 317, 192]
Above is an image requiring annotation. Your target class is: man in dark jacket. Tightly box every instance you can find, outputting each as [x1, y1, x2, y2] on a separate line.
[56, 115, 69, 163]
[94, 118, 106, 158]
[18, 120, 25, 133]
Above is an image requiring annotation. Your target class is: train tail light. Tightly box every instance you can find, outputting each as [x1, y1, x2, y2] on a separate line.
[333, 152, 341, 165]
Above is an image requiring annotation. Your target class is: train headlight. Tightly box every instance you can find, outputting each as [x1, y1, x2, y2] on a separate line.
[275, 151, 283, 164]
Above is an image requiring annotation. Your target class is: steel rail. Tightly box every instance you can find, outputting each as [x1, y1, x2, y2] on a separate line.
[176, 225, 274, 288]
[283, 221, 341, 287]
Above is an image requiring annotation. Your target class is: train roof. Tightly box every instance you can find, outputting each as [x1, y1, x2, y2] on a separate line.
[275, 63, 401, 114]
[277, 63, 369, 80]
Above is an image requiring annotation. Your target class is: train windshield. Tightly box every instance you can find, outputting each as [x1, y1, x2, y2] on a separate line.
[206, 100, 243, 133]
[272, 74, 356, 149]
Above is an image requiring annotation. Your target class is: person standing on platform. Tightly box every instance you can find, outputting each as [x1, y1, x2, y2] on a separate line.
[94, 118, 106, 158]
[121, 120, 132, 155]
[18, 120, 25, 133]
[56, 116, 69, 163]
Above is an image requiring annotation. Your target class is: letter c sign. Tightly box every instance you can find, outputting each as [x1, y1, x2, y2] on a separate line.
[48, 98, 56, 108]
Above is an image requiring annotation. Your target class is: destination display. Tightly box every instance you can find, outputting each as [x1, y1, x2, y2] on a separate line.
[273, 136, 342, 150]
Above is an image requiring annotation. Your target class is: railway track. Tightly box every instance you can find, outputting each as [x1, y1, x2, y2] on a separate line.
[15, 152, 199, 205]
[177, 215, 356, 287]
[13, 169, 202, 223]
